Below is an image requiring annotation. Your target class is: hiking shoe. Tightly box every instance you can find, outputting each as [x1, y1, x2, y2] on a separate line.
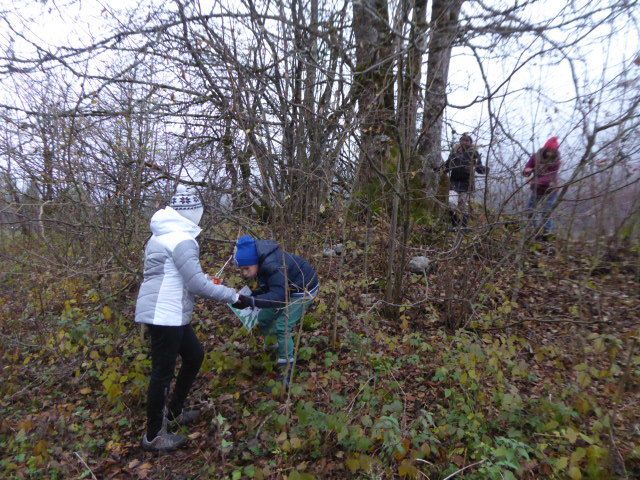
[141, 432, 186, 452]
[168, 409, 200, 426]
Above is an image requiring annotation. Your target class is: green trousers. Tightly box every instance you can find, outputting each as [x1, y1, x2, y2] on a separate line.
[256, 294, 314, 364]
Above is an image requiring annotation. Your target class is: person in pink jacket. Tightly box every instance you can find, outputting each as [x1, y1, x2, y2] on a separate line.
[523, 136, 561, 235]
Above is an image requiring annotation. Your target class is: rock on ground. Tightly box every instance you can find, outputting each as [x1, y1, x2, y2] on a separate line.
[408, 256, 431, 273]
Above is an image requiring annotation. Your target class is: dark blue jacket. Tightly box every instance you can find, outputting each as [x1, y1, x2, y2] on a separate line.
[251, 240, 319, 308]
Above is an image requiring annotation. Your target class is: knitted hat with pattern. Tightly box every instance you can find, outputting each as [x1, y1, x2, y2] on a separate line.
[170, 185, 203, 225]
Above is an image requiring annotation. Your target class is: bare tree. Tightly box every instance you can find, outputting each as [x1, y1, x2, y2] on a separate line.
[0, 0, 638, 311]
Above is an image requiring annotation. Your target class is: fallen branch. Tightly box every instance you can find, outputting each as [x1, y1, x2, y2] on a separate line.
[74, 451, 98, 480]
[254, 412, 274, 441]
[442, 459, 486, 480]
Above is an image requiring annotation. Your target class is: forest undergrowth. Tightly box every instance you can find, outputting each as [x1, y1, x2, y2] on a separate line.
[1, 218, 639, 479]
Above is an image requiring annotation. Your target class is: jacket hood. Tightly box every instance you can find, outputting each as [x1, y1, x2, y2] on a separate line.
[255, 239, 280, 262]
[537, 148, 561, 164]
[150, 206, 202, 238]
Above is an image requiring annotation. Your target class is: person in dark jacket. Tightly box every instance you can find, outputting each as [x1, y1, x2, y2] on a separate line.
[444, 133, 487, 228]
[523, 136, 561, 236]
[232, 235, 319, 384]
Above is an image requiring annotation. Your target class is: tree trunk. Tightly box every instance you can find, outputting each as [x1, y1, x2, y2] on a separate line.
[353, 0, 395, 204]
[303, 0, 320, 221]
[419, 0, 464, 197]
[385, 0, 428, 305]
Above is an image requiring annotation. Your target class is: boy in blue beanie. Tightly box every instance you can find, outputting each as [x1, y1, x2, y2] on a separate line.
[232, 235, 319, 385]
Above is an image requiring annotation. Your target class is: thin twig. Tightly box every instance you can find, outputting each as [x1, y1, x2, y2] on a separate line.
[215, 253, 235, 278]
[74, 451, 98, 480]
[417, 468, 431, 479]
[346, 375, 375, 414]
[442, 459, 486, 480]
[254, 412, 274, 440]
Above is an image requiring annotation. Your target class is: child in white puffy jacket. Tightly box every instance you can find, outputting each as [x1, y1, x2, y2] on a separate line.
[135, 186, 239, 452]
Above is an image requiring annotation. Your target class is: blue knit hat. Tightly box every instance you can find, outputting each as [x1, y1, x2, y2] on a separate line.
[235, 235, 259, 266]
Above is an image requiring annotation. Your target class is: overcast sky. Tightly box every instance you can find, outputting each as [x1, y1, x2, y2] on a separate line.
[1, 0, 638, 172]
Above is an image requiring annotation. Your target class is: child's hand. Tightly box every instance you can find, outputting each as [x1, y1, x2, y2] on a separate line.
[232, 295, 255, 309]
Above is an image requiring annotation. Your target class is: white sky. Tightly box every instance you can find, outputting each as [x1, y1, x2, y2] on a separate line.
[1, 0, 639, 173]
[447, 2, 639, 157]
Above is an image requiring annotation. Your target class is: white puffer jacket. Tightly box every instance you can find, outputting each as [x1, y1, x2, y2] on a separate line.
[135, 207, 238, 326]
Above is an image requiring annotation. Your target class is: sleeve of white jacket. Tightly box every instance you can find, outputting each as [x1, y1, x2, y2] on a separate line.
[172, 240, 239, 304]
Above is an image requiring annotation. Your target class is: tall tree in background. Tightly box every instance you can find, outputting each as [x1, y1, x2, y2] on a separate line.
[352, 0, 395, 207]
[353, 0, 454, 304]
[418, 0, 463, 196]
[0, 0, 638, 307]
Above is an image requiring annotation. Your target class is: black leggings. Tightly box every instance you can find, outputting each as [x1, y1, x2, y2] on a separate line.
[146, 324, 204, 439]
